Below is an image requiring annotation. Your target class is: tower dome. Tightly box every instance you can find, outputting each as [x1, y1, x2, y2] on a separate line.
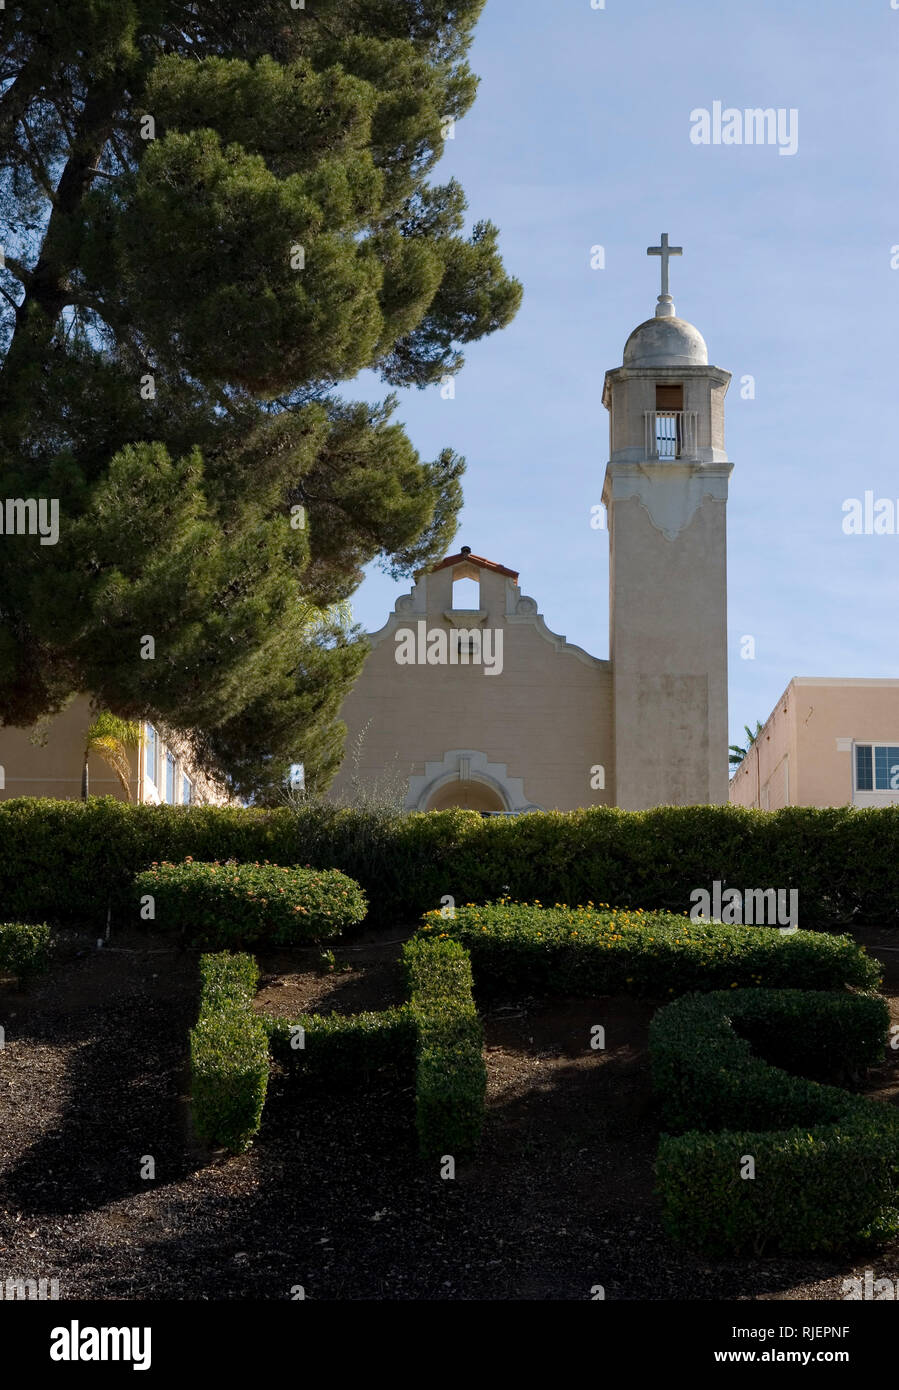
[623, 309, 708, 368]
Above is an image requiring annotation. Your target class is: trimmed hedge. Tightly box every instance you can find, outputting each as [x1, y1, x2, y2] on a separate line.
[650, 989, 889, 1133]
[197, 908, 892, 1234]
[2, 798, 899, 930]
[658, 1120, 899, 1257]
[265, 938, 486, 1162]
[403, 937, 486, 1162]
[0, 921, 50, 986]
[266, 1006, 417, 1084]
[419, 901, 881, 999]
[650, 989, 899, 1254]
[135, 860, 366, 948]
[190, 952, 269, 1152]
[422, 905, 895, 1252]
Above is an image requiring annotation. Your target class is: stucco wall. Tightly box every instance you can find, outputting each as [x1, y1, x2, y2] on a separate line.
[329, 562, 613, 812]
[729, 678, 899, 809]
[728, 682, 795, 810]
[0, 698, 133, 801]
[607, 493, 729, 808]
[795, 679, 899, 808]
[0, 695, 231, 805]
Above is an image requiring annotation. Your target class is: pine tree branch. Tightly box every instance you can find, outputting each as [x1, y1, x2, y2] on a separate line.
[1, 255, 31, 286]
[49, 95, 77, 146]
[107, 129, 131, 174]
[1, 78, 123, 383]
[16, 115, 58, 202]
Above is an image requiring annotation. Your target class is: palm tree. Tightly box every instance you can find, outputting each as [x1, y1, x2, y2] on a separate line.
[729, 720, 763, 768]
[82, 712, 142, 801]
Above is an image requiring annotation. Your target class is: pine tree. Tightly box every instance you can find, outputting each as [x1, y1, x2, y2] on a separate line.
[0, 1, 521, 800]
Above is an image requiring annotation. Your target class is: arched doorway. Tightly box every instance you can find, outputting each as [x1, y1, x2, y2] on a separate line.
[425, 779, 507, 812]
[406, 750, 534, 813]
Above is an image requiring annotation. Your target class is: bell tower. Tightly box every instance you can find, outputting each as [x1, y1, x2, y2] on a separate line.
[602, 235, 733, 809]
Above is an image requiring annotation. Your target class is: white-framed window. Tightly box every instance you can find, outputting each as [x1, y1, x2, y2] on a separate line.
[145, 724, 157, 783]
[855, 743, 899, 792]
[181, 773, 192, 805]
[165, 750, 176, 804]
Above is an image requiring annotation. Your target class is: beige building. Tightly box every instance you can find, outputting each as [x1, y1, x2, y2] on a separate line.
[0, 694, 230, 805]
[729, 678, 899, 810]
[330, 236, 735, 812]
[330, 549, 613, 812]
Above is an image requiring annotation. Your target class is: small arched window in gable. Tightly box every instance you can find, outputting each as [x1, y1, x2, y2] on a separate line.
[451, 575, 480, 610]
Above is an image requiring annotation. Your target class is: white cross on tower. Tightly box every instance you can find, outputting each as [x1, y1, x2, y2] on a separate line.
[647, 233, 683, 298]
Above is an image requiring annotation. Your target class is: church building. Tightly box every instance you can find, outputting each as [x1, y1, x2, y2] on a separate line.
[329, 236, 735, 814]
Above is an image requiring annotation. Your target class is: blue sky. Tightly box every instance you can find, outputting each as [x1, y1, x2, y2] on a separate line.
[349, 0, 899, 752]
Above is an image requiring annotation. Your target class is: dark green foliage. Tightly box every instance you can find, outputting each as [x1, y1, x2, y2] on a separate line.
[650, 989, 899, 1255]
[190, 951, 269, 1152]
[403, 931, 479, 1005]
[3, 800, 899, 930]
[0, 2, 521, 799]
[421, 904, 894, 1252]
[249, 799, 899, 927]
[649, 990, 889, 1134]
[421, 902, 881, 1000]
[183, 891, 895, 1227]
[265, 1006, 417, 1085]
[134, 859, 366, 947]
[657, 1121, 899, 1257]
[0, 920, 51, 986]
[265, 938, 485, 1161]
[403, 936, 485, 1161]
[711, 986, 888, 1083]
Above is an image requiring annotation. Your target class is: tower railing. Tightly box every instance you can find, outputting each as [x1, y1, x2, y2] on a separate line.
[643, 409, 698, 460]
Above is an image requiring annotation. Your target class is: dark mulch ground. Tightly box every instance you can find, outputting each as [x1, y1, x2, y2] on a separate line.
[1, 923, 898, 1300]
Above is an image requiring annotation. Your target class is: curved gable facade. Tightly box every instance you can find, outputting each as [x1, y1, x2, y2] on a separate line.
[329, 551, 613, 812]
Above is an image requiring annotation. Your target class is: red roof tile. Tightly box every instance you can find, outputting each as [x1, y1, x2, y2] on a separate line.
[422, 551, 519, 581]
